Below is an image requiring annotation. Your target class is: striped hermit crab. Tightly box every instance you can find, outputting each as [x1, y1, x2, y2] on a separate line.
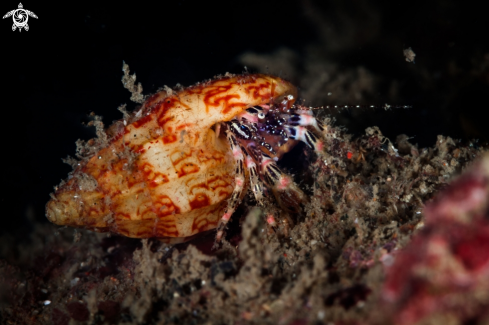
[46, 66, 330, 242]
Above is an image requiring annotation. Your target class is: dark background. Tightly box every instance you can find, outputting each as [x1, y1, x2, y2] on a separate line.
[2, 0, 489, 244]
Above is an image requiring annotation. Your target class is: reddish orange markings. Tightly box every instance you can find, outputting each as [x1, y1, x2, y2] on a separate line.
[222, 101, 247, 115]
[153, 195, 181, 217]
[115, 212, 132, 220]
[135, 146, 146, 154]
[191, 205, 221, 233]
[132, 115, 152, 128]
[155, 224, 179, 237]
[158, 116, 173, 128]
[197, 150, 225, 164]
[171, 149, 191, 165]
[155, 97, 189, 128]
[177, 163, 199, 178]
[189, 193, 211, 210]
[247, 84, 273, 101]
[139, 162, 170, 188]
[163, 134, 177, 144]
[176, 124, 193, 131]
[216, 94, 241, 114]
[203, 85, 233, 113]
[218, 190, 231, 198]
[189, 182, 210, 193]
[201, 80, 274, 114]
[205, 176, 232, 193]
[170, 150, 201, 178]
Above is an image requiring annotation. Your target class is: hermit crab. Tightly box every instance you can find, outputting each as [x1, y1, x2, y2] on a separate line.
[46, 67, 331, 242]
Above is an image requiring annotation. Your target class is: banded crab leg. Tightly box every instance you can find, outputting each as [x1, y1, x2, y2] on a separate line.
[261, 153, 293, 191]
[243, 143, 291, 226]
[227, 119, 268, 205]
[260, 153, 305, 213]
[287, 112, 327, 134]
[243, 147, 264, 205]
[285, 125, 325, 156]
[216, 129, 246, 241]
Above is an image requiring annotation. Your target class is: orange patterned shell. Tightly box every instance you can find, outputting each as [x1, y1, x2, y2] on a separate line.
[46, 74, 297, 241]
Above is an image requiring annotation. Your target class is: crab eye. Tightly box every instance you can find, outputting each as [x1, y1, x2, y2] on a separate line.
[258, 112, 266, 119]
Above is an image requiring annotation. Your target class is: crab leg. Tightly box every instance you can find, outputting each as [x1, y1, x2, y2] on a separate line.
[228, 119, 253, 140]
[285, 125, 325, 155]
[260, 153, 293, 190]
[260, 153, 305, 213]
[243, 148, 264, 205]
[216, 130, 246, 241]
[287, 113, 327, 135]
[236, 106, 265, 123]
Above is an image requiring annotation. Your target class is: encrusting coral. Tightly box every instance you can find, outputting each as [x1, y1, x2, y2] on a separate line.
[381, 152, 489, 324]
